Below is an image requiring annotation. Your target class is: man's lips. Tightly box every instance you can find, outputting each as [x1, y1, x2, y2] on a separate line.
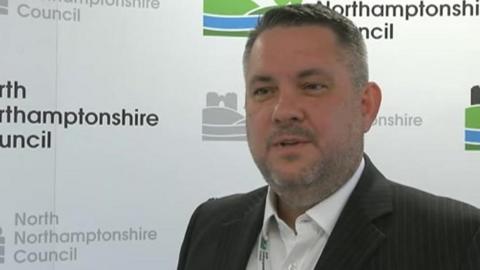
[271, 136, 311, 148]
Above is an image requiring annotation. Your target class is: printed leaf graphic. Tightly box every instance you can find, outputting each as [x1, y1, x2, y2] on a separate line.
[274, 0, 303, 5]
[205, 0, 259, 15]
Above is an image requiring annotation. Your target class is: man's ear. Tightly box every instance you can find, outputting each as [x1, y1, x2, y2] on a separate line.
[360, 82, 382, 132]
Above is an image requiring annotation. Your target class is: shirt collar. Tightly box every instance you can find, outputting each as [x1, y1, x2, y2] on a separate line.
[261, 157, 365, 238]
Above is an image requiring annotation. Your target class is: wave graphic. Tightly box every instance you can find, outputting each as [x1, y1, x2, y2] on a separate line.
[465, 129, 480, 144]
[203, 14, 261, 31]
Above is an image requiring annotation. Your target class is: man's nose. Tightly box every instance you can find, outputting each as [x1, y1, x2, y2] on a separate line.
[272, 90, 305, 125]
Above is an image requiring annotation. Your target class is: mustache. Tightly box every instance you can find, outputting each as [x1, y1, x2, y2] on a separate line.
[266, 124, 317, 149]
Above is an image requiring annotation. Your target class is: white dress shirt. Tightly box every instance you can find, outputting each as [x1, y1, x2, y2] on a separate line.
[246, 158, 365, 270]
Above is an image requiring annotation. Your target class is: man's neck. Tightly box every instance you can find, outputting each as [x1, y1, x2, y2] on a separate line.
[276, 197, 309, 233]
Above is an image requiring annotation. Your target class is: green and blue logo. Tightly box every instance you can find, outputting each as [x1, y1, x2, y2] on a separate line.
[203, 0, 303, 37]
[465, 85, 480, 151]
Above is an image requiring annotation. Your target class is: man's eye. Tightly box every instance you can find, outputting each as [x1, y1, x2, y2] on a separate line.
[303, 83, 327, 92]
[252, 88, 271, 96]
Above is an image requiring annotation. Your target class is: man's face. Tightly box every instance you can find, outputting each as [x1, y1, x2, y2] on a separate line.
[244, 26, 369, 208]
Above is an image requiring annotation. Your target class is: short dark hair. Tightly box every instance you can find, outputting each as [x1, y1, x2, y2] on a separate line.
[243, 3, 368, 89]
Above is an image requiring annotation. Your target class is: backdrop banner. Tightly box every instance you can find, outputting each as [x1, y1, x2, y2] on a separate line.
[1, 0, 479, 269]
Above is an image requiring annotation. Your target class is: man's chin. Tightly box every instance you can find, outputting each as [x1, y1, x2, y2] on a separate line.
[264, 166, 331, 209]
[269, 173, 305, 187]
[256, 159, 318, 191]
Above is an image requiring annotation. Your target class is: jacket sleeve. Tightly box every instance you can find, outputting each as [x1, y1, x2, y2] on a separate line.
[461, 227, 480, 270]
[177, 203, 205, 270]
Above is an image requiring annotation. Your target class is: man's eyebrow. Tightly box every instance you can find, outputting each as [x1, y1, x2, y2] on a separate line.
[248, 75, 274, 87]
[248, 69, 332, 87]
[297, 68, 332, 79]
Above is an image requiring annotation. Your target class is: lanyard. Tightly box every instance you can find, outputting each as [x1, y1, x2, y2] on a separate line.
[258, 235, 270, 270]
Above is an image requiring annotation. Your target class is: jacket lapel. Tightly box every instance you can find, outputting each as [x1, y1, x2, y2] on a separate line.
[314, 156, 393, 270]
[215, 188, 267, 270]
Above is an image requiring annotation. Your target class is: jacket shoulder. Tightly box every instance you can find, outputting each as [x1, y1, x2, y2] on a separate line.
[388, 180, 480, 231]
[196, 186, 267, 222]
[177, 187, 267, 270]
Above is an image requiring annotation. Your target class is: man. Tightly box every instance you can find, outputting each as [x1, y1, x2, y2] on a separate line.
[178, 4, 480, 270]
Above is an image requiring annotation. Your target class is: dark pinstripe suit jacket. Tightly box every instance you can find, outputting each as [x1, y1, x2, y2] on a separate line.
[177, 157, 480, 270]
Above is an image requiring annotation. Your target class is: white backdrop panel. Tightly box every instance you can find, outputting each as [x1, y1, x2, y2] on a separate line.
[1, 0, 479, 269]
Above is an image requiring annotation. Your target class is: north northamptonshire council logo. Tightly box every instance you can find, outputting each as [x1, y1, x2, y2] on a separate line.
[202, 92, 246, 141]
[465, 85, 480, 151]
[203, 0, 303, 37]
[0, 0, 8, 15]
